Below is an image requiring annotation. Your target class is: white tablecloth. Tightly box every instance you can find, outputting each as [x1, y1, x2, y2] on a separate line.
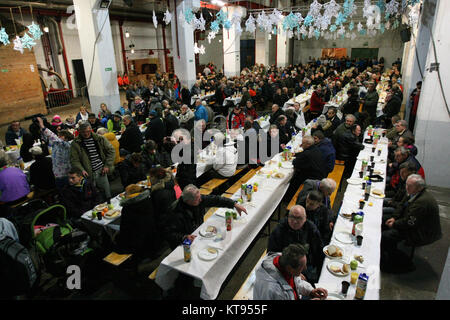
[317, 130, 389, 300]
[223, 96, 242, 106]
[191, 93, 215, 106]
[155, 132, 306, 300]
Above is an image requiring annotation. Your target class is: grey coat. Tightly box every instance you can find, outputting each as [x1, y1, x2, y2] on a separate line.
[253, 253, 314, 300]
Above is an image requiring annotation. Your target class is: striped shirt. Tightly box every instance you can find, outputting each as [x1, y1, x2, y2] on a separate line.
[82, 137, 103, 172]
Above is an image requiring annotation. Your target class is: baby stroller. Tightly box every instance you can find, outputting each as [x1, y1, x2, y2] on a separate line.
[30, 205, 93, 280]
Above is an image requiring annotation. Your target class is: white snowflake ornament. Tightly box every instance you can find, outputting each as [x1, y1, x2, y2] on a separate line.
[245, 14, 256, 33]
[13, 36, 24, 54]
[163, 9, 172, 25]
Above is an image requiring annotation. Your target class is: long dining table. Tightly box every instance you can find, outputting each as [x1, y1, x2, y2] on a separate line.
[154, 121, 316, 300]
[316, 128, 389, 300]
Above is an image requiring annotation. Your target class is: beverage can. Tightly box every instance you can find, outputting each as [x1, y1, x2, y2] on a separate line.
[354, 273, 369, 299]
[365, 181, 372, 195]
[182, 238, 192, 262]
[225, 211, 233, 231]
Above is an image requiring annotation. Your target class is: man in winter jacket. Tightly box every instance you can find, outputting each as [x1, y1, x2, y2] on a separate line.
[119, 115, 144, 154]
[164, 185, 247, 249]
[254, 244, 328, 300]
[381, 175, 441, 270]
[5, 120, 27, 145]
[145, 110, 166, 148]
[267, 202, 327, 280]
[312, 130, 336, 175]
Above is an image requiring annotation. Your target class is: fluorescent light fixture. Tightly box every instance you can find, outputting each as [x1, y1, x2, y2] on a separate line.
[43, 26, 49, 33]
[125, 31, 130, 38]
[131, 49, 135, 54]
[212, 0, 225, 7]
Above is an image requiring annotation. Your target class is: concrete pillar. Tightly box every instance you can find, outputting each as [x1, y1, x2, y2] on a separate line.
[156, 26, 166, 73]
[73, 0, 120, 114]
[401, 0, 437, 123]
[223, 6, 246, 78]
[276, 0, 291, 68]
[414, 0, 450, 188]
[170, 0, 198, 90]
[255, 29, 269, 66]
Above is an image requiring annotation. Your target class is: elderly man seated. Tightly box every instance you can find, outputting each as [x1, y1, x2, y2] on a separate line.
[254, 243, 328, 300]
[164, 184, 247, 250]
[381, 174, 442, 272]
[268, 205, 324, 283]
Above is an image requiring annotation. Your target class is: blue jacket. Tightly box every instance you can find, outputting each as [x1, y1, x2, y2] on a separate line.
[5, 126, 27, 145]
[317, 138, 336, 175]
[194, 105, 208, 122]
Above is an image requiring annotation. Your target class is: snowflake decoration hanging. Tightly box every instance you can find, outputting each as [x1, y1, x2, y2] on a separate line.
[359, 28, 367, 36]
[300, 24, 308, 36]
[27, 21, 43, 40]
[343, 0, 357, 18]
[193, 42, 205, 55]
[376, 0, 386, 14]
[193, 13, 206, 31]
[308, 0, 323, 19]
[351, 32, 357, 41]
[357, 22, 363, 32]
[245, 14, 256, 33]
[303, 15, 314, 27]
[308, 26, 315, 39]
[153, 11, 158, 29]
[295, 12, 304, 25]
[392, 19, 400, 29]
[210, 20, 220, 33]
[21, 32, 36, 50]
[386, 0, 400, 16]
[385, 20, 391, 30]
[287, 30, 294, 39]
[13, 35, 24, 53]
[223, 20, 232, 30]
[282, 12, 299, 31]
[329, 24, 337, 32]
[314, 29, 321, 40]
[335, 12, 347, 26]
[184, 8, 195, 24]
[408, 3, 421, 27]
[257, 11, 271, 32]
[207, 31, 217, 44]
[163, 9, 172, 25]
[269, 9, 284, 26]
[349, 21, 354, 31]
[0, 27, 9, 45]
[324, 0, 341, 19]
[216, 9, 228, 25]
[337, 25, 346, 37]
[380, 23, 385, 34]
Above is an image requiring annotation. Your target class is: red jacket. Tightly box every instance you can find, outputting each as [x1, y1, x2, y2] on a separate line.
[229, 112, 246, 129]
[246, 107, 258, 119]
[309, 91, 325, 113]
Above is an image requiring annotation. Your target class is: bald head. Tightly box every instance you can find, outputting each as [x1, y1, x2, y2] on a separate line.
[320, 178, 337, 196]
[288, 205, 307, 230]
[302, 135, 314, 149]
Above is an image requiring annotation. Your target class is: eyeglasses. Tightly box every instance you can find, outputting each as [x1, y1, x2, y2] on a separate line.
[288, 215, 304, 221]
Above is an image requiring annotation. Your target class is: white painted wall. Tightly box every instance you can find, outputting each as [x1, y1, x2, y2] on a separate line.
[293, 29, 405, 67]
[414, 0, 450, 188]
[198, 30, 224, 70]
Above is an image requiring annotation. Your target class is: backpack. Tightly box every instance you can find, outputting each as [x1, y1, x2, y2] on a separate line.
[0, 237, 38, 297]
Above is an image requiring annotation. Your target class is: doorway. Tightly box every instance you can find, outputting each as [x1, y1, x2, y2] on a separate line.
[72, 59, 87, 97]
[240, 40, 255, 70]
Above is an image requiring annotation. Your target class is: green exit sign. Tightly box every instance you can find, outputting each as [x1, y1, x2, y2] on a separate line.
[1, 69, 8, 72]
[105, 67, 112, 71]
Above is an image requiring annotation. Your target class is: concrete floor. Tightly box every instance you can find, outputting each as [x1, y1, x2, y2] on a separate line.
[6, 103, 448, 300]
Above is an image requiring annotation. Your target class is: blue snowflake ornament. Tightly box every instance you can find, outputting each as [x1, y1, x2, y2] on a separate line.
[0, 27, 9, 45]
[21, 32, 36, 50]
[377, 0, 386, 14]
[349, 22, 354, 31]
[27, 21, 43, 40]
[304, 15, 314, 27]
[380, 23, 385, 34]
[184, 8, 195, 24]
[329, 24, 337, 32]
[210, 20, 220, 33]
[393, 19, 400, 29]
[336, 12, 347, 26]
[385, 13, 391, 21]
[223, 20, 232, 30]
[216, 10, 228, 25]
[314, 29, 320, 40]
[359, 28, 367, 36]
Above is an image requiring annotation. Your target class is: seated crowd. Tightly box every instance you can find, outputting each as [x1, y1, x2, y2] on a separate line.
[0, 57, 441, 299]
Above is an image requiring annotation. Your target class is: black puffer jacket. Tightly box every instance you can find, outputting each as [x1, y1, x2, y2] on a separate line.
[336, 131, 364, 161]
[164, 195, 236, 249]
[119, 122, 144, 153]
[268, 218, 324, 270]
[150, 171, 177, 229]
[116, 190, 161, 258]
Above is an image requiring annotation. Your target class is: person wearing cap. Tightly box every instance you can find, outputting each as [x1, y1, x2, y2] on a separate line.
[29, 146, 56, 192]
[107, 112, 123, 134]
[87, 113, 103, 133]
[228, 104, 246, 129]
[50, 115, 65, 133]
[144, 109, 166, 149]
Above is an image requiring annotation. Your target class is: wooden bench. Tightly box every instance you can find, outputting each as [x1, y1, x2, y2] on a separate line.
[286, 185, 304, 212]
[233, 249, 267, 300]
[200, 168, 244, 195]
[328, 160, 346, 206]
[103, 252, 133, 266]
